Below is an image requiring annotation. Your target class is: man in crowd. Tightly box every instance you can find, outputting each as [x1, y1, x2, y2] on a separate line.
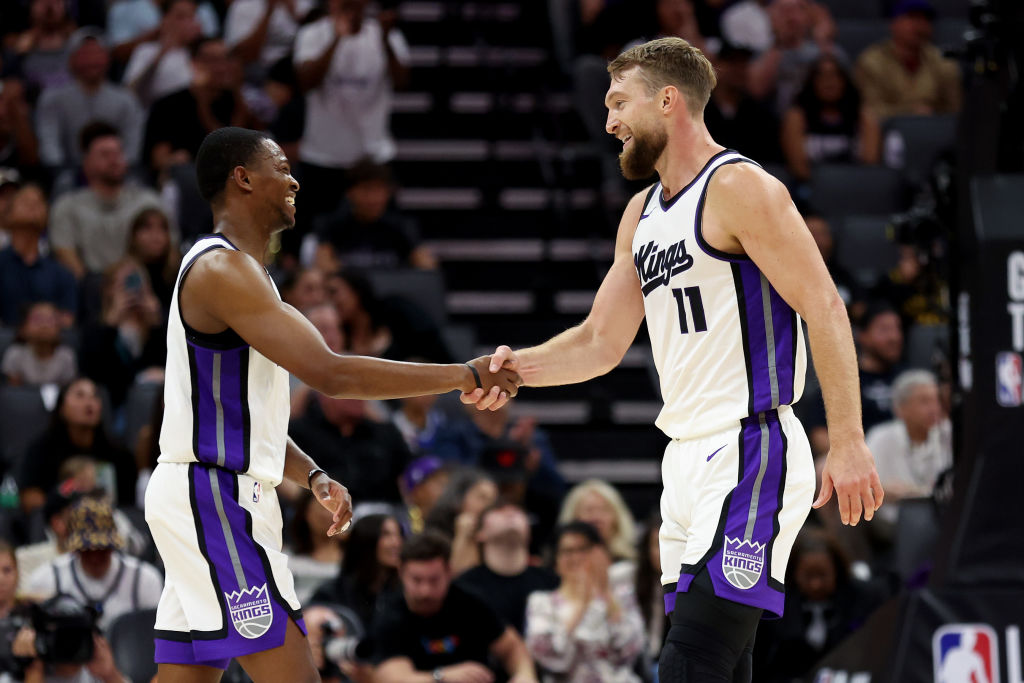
[372, 531, 538, 683]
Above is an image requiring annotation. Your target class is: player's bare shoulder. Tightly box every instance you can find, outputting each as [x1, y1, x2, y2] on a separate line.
[704, 163, 792, 251]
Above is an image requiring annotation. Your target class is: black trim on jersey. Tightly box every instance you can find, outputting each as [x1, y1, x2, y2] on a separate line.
[693, 159, 757, 262]
[790, 311, 799, 402]
[187, 344, 201, 459]
[639, 183, 660, 220]
[765, 421, 789, 594]
[239, 350, 252, 474]
[731, 265, 757, 417]
[184, 462, 230, 641]
[658, 149, 734, 212]
[177, 242, 247, 350]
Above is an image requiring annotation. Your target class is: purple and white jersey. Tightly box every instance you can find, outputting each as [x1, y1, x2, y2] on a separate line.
[633, 150, 807, 440]
[158, 235, 290, 484]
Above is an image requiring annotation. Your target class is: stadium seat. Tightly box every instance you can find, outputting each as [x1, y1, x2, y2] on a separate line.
[833, 214, 899, 287]
[835, 19, 889, 60]
[906, 323, 949, 370]
[894, 498, 942, 582]
[883, 114, 957, 185]
[367, 269, 448, 327]
[122, 381, 163, 456]
[0, 386, 50, 468]
[107, 608, 157, 683]
[810, 164, 908, 215]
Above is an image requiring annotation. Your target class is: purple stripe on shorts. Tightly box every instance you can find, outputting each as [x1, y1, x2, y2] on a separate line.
[155, 638, 230, 670]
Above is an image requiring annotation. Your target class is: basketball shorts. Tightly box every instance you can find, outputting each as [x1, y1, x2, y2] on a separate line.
[145, 462, 305, 669]
[660, 406, 815, 617]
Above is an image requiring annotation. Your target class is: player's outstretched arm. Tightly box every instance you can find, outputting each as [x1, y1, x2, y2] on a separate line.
[707, 163, 883, 526]
[463, 189, 649, 411]
[184, 249, 521, 400]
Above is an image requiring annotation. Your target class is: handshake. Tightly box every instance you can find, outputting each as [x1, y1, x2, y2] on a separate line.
[463, 345, 520, 411]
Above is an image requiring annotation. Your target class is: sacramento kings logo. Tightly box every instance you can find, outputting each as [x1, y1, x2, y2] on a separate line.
[225, 584, 273, 639]
[722, 537, 766, 590]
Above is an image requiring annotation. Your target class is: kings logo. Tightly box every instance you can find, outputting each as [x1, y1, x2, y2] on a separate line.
[722, 537, 765, 590]
[224, 584, 273, 639]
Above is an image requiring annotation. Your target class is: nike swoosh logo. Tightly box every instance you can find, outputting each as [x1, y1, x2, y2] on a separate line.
[707, 445, 727, 462]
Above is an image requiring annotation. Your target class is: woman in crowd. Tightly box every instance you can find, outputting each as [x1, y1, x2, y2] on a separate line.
[288, 493, 345, 604]
[1, 301, 77, 386]
[781, 54, 880, 182]
[16, 377, 137, 512]
[526, 521, 646, 683]
[424, 468, 498, 573]
[635, 510, 668, 681]
[557, 479, 638, 589]
[126, 207, 179, 314]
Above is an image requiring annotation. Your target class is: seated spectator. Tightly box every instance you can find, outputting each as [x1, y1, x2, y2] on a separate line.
[397, 456, 449, 535]
[288, 302, 343, 419]
[525, 521, 645, 683]
[281, 267, 327, 312]
[0, 183, 77, 327]
[289, 394, 411, 503]
[456, 501, 558, 634]
[126, 206, 179, 313]
[1, 301, 76, 386]
[3, 0, 75, 96]
[854, 0, 961, 118]
[0, 542, 41, 680]
[23, 496, 162, 632]
[391, 392, 447, 455]
[16, 378, 137, 512]
[722, 0, 834, 54]
[314, 161, 436, 272]
[49, 122, 169, 281]
[224, 0, 314, 81]
[0, 78, 40, 177]
[704, 42, 783, 164]
[634, 511, 667, 678]
[79, 258, 167, 408]
[804, 211, 865, 317]
[866, 369, 951, 525]
[782, 54, 880, 182]
[556, 480, 638, 590]
[424, 469, 498, 574]
[122, 0, 202, 107]
[289, 492, 344, 604]
[753, 528, 882, 682]
[15, 481, 79, 590]
[871, 237, 948, 327]
[310, 512, 402, 628]
[35, 28, 144, 179]
[108, 0, 219, 65]
[371, 531, 538, 683]
[574, 0, 655, 60]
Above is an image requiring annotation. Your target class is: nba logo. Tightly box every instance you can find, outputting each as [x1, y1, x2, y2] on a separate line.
[252, 481, 262, 503]
[933, 624, 999, 683]
[996, 352, 1023, 407]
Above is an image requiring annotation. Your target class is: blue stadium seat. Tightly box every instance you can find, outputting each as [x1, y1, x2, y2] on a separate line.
[107, 608, 157, 683]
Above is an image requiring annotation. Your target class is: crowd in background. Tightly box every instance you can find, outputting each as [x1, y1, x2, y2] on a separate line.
[0, 0, 961, 680]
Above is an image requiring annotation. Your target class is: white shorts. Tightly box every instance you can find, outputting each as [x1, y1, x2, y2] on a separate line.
[659, 407, 815, 617]
[145, 462, 304, 668]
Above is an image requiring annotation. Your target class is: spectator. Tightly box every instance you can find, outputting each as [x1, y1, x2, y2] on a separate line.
[525, 521, 645, 683]
[634, 511, 667, 678]
[15, 482, 79, 590]
[857, 304, 905, 431]
[871, 237, 948, 327]
[782, 54, 880, 181]
[78, 258, 167, 408]
[397, 456, 449, 535]
[626, 0, 709, 58]
[288, 302, 343, 418]
[263, 56, 305, 163]
[804, 211, 865, 317]
[108, 0, 219, 65]
[866, 370, 951, 524]
[0, 183, 77, 326]
[424, 468, 498, 573]
[574, 0, 655, 60]
[4, 0, 76, 95]
[23, 496, 162, 632]
[556, 480, 638, 589]
[281, 267, 327, 312]
[289, 394, 412, 503]
[371, 531, 537, 682]
[313, 161, 436, 272]
[224, 0, 314, 79]
[48, 122, 168, 280]
[126, 206, 179, 313]
[854, 0, 961, 119]
[289, 492, 344, 603]
[35, 28, 145, 178]
[15, 378, 137, 512]
[293, 0, 410, 232]
[753, 528, 881, 682]
[1, 301, 77, 386]
[0, 542, 35, 680]
[704, 42, 783, 164]
[456, 501, 558, 634]
[722, 0, 834, 54]
[310, 512, 402, 628]
[0, 78, 40, 176]
[122, 0, 202, 107]
[142, 37, 256, 185]
[391, 393, 447, 455]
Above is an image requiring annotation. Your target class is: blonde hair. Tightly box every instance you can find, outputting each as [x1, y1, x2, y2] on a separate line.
[607, 37, 717, 117]
[557, 480, 637, 561]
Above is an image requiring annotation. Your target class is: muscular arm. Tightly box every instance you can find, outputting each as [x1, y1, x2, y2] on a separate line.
[505, 190, 648, 387]
[181, 248, 518, 399]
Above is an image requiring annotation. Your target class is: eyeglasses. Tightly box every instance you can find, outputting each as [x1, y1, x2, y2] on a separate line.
[556, 543, 592, 557]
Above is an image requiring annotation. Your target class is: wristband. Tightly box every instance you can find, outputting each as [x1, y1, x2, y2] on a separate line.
[465, 363, 483, 390]
[307, 468, 328, 490]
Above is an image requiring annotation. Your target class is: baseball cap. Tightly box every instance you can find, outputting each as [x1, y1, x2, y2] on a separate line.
[65, 496, 123, 552]
[889, 0, 936, 19]
[401, 456, 444, 493]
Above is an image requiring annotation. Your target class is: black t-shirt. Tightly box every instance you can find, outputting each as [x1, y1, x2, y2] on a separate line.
[455, 565, 559, 634]
[860, 367, 900, 432]
[143, 88, 241, 171]
[313, 202, 420, 270]
[371, 583, 506, 671]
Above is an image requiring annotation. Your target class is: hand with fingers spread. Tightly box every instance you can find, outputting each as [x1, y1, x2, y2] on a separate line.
[312, 473, 353, 537]
[812, 438, 884, 526]
[461, 346, 520, 411]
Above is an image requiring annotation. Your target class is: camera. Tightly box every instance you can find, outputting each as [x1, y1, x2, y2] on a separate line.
[31, 595, 96, 664]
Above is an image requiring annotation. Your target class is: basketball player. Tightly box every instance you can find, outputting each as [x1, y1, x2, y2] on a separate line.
[146, 127, 521, 683]
[463, 38, 883, 681]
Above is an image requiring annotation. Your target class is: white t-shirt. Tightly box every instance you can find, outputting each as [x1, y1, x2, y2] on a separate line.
[866, 418, 952, 523]
[122, 42, 193, 104]
[294, 17, 409, 168]
[224, 0, 314, 67]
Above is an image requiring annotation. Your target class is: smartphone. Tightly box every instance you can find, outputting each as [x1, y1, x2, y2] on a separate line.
[124, 271, 143, 294]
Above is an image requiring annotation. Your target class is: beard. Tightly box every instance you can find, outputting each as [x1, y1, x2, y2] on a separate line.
[619, 123, 668, 180]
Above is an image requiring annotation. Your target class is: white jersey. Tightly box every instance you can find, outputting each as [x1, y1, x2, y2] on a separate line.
[158, 235, 290, 484]
[634, 150, 806, 440]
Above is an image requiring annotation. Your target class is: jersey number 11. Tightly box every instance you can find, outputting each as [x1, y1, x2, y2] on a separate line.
[672, 287, 707, 334]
